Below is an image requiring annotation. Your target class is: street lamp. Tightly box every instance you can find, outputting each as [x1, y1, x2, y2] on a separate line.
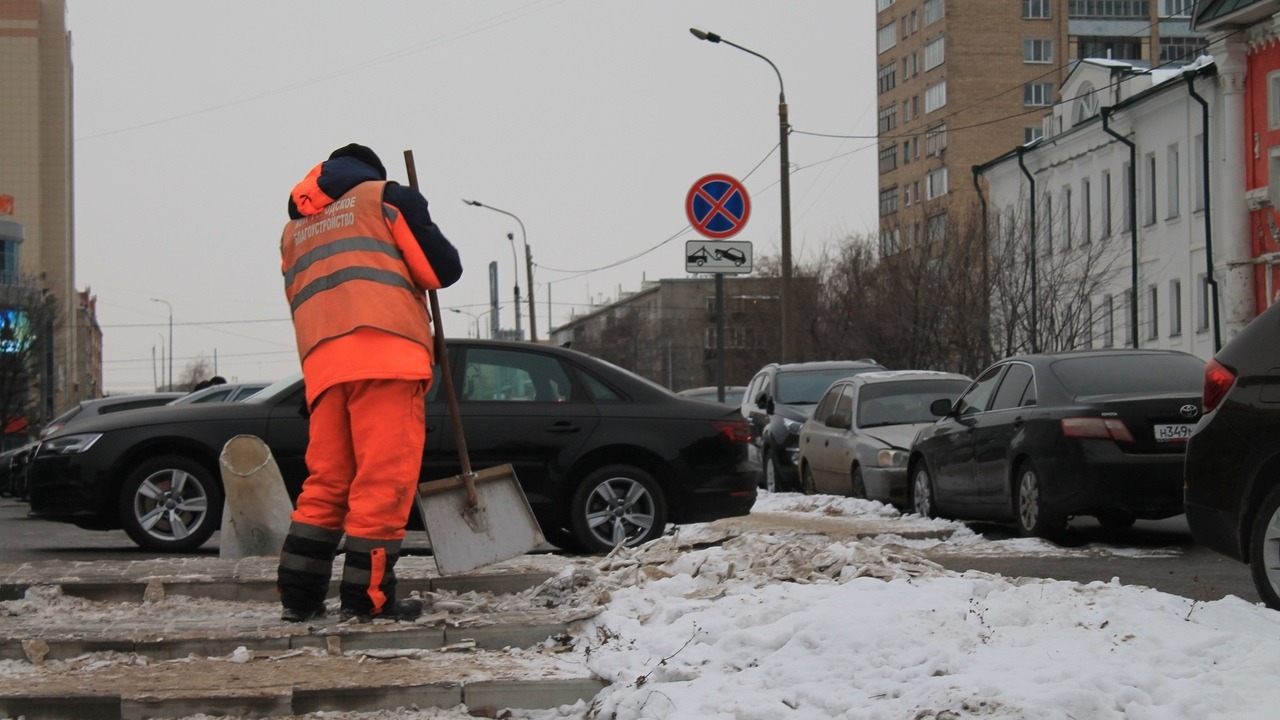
[690, 28, 794, 363]
[448, 307, 481, 338]
[462, 199, 538, 342]
[506, 233, 522, 339]
[150, 298, 173, 390]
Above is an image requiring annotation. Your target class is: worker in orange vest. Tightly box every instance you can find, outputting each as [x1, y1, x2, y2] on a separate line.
[277, 143, 461, 623]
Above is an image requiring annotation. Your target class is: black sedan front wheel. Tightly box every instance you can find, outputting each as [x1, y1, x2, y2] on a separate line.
[1249, 483, 1280, 611]
[119, 455, 222, 552]
[570, 464, 668, 554]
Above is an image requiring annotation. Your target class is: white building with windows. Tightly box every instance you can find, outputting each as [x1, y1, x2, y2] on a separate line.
[976, 56, 1250, 361]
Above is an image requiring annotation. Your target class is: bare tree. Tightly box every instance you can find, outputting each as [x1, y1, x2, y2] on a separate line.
[178, 353, 216, 392]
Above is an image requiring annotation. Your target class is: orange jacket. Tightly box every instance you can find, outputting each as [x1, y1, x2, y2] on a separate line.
[282, 175, 448, 405]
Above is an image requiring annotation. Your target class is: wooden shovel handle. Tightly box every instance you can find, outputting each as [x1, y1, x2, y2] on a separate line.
[404, 151, 476, 496]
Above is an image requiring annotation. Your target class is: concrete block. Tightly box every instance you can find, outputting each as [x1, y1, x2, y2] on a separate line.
[292, 683, 461, 714]
[447, 622, 565, 650]
[120, 692, 291, 720]
[0, 693, 120, 720]
[432, 571, 550, 595]
[464, 678, 606, 710]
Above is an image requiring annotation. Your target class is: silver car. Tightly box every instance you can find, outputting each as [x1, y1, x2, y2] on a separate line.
[798, 370, 971, 506]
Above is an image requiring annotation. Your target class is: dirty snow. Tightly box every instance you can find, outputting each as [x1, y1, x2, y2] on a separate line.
[3, 492, 1278, 719]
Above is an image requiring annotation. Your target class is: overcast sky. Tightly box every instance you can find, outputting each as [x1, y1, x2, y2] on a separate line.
[66, 1, 877, 393]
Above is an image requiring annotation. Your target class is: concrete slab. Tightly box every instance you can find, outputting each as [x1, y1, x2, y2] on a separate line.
[464, 678, 607, 711]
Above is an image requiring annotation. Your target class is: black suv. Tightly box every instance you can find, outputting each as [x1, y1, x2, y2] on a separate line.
[1185, 300, 1280, 611]
[741, 359, 885, 491]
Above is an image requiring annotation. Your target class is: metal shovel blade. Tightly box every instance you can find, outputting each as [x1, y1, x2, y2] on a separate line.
[416, 463, 545, 575]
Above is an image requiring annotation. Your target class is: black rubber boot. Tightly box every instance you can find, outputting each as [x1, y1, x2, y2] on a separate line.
[277, 521, 342, 622]
[339, 536, 416, 621]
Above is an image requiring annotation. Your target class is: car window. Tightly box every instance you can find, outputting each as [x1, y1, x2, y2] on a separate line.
[956, 365, 1005, 416]
[835, 385, 854, 418]
[1050, 353, 1205, 396]
[101, 398, 173, 414]
[989, 364, 1035, 411]
[813, 384, 841, 422]
[758, 374, 772, 406]
[776, 368, 876, 404]
[858, 378, 973, 427]
[191, 388, 234, 403]
[461, 348, 574, 403]
[580, 371, 622, 401]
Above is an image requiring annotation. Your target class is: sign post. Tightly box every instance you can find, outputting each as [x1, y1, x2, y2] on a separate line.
[685, 174, 753, 403]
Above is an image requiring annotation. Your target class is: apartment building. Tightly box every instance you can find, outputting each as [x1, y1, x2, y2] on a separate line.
[0, 0, 101, 429]
[875, 0, 1204, 257]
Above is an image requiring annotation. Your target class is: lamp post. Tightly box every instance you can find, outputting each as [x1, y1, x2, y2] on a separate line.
[690, 28, 794, 363]
[462, 199, 538, 342]
[448, 307, 481, 338]
[506, 233, 522, 339]
[150, 298, 173, 390]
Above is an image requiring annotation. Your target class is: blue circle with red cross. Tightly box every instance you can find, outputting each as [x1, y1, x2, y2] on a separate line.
[685, 173, 751, 239]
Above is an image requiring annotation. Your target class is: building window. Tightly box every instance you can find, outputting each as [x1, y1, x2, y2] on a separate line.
[1023, 39, 1054, 63]
[903, 52, 918, 79]
[1078, 36, 1142, 60]
[1145, 152, 1158, 226]
[926, 167, 949, 200]
[1070, 1, 1149, 19]
[1024, 82, 1054, 106]
[926, 212, 947, 243]
[1170, 279, 1183, 337]
[1025, 126, 1044, 144]
[925, 81, 947, 113]
[878, 105, 898, 133]
[925, 123, 948, 156]
[1147, 285, 1159, 340]
[1103, 294, 1115, 347]
[1024, 0, 1052, 18]
[1197, 273, 1210, 331]
[904, 182, 913, 206]
[1160, 37, 1207, 63]
[877, 0, 896, 11]
[880, 187, 900, 216]
[1162, 0, 1193, 16]
[878, 145, 898, 174]
[877, 62, 897, 94]
[1269, 72, 1280, 130]
[1122, 162, 1133, 231]
[880, 226, 901, 255]
[1102, 170, 1112, 238]
[924, 36, 945, 70]
[1193, 134, 1205, 211]
[924, 0, 944, 25]
[1042, 192, 1053, 255]
[1167, 144, 1180, 219]
[878, 21, 898, 54]
[1082, 178, 1092, 244]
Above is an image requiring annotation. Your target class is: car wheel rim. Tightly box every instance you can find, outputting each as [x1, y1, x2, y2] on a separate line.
[1018, 471, 1039, 530]
[912, 469, 931, 516]
[583, 476, 656, 548]
[765, 457, 778, 493]
[133, 468, 210, 543]
[1264, 506, 1280, 598]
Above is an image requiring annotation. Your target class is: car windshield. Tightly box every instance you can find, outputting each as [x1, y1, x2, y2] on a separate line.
[776, 368, 874, 405]
[857, 378, 972, 427]
[242, 373, 303, 403]
[1050, 353, 1206, 396]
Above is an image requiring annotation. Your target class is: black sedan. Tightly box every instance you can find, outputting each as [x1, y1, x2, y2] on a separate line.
[1185, 301, 1280, 610]
[907, 349, 1205, 538]
[27, 340, 756, 553]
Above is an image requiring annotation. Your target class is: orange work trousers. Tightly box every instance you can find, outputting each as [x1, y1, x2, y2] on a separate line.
[291, 378, 426, 540]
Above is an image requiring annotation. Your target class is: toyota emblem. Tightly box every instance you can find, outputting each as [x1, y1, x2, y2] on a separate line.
[1180, 404, 1200, 419]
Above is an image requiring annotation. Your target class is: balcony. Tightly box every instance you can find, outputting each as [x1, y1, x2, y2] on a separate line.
[1069, 0, 1148, 19]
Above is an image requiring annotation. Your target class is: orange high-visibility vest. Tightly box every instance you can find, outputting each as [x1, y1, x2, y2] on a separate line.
[281, 181, 433, 362]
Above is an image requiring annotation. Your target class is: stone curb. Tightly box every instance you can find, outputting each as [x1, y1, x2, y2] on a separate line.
[0, 678, 607, 719]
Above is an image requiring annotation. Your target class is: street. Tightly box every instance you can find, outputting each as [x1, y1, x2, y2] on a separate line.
[0, 497, 1260, 606]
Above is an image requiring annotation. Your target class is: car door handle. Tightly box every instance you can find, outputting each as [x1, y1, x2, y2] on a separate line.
[546, 421, 581, 434]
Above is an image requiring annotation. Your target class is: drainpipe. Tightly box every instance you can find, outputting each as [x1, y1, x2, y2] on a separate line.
[972, 165, 992, 367]
[1185, 72, 1222, 352]
[1101, 107, 1139, 349]
[1016, 146, 1038, 353]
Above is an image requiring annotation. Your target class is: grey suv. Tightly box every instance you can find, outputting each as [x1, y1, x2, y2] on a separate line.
[740, 359, 885, 491]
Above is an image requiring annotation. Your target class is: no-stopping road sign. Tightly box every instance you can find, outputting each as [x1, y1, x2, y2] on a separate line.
[686, 173, 751, 239]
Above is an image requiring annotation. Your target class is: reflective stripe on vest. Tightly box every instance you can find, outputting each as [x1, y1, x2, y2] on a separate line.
[281, 181, 433, 361]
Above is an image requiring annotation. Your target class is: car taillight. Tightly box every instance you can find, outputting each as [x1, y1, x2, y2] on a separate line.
[1202, 358, 1236, 414]
[713, 419, 752, 444]
[1060, 417, 1135, 443]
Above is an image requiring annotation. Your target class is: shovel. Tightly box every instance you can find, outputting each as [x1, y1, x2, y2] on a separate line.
[404, 149, 545, 575]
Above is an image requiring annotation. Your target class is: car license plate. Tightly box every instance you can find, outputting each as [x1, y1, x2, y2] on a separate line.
[1153, 423, 1194, 442]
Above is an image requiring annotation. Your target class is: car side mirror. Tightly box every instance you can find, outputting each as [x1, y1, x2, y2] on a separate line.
[929, 398, 954, 417]
[825, 412, 851, 430]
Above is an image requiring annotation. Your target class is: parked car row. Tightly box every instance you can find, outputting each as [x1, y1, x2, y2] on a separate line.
[25, 340, 756, 554]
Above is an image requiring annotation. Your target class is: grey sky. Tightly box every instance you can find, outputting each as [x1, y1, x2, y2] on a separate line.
[67, 1, 877, 393]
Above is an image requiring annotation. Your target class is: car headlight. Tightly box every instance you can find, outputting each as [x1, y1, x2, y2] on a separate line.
[38, 433, 102, 456]
[876, 448, 908, 468]
[783, 419, 803, 434]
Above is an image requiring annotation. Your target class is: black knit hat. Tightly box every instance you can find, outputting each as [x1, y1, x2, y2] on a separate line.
[328, 143, 386, 179]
